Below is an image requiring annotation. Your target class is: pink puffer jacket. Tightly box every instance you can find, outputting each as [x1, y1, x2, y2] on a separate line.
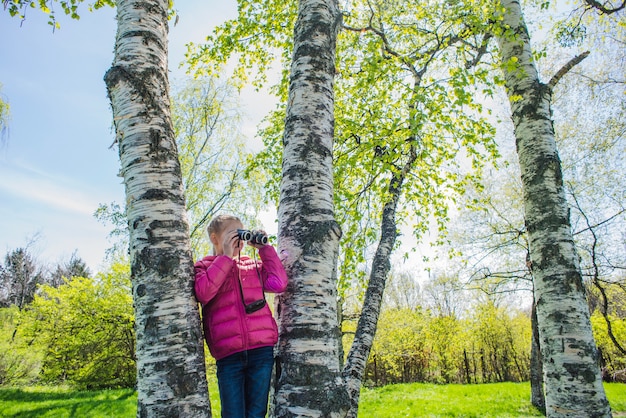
[194, 245, 288, 360]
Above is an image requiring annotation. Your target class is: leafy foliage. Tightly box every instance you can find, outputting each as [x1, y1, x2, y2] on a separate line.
[1, 246, 94, 309]
[4, 0, 114, 29]
[554, 20, 587, 47]
[0, 82, 9, 139]
[93, 201, 129, 261]
[19, 262, 135, 389]
[592, 310, 626, 381]
[190, 0, 502, 302]
[0, 306, 42, 385]
[363, 301, 531, 386]
[186, 0, 297, 91]
[589, 280, 626, 381]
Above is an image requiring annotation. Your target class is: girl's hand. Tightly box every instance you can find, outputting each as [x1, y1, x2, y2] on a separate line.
[222, 229, 244, 258]
[248, 230, 268, 249]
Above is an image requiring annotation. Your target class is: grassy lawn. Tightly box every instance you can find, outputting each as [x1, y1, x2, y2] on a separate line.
[358, 382, 626, 417]
[359, 382, 544, 417]
[1, 382, 624, 417]
[0, 386, 136, 417]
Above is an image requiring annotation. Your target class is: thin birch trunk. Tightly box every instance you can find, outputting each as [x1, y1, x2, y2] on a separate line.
[342, 149, 417, 418]
[495, 0, 610, 416]
[274, 0, 349, 416]
[104, 1, 210, 416]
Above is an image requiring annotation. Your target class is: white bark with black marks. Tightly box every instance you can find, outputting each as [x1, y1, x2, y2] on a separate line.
[530, 297, 546, 414]
[274, 0, 349, 417]
[104, 1, 210, 416]
[495, 0, 610, 416]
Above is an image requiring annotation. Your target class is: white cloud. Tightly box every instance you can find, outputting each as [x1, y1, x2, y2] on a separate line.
[0, 160, 114, 272]
[0, 159, 99, 216]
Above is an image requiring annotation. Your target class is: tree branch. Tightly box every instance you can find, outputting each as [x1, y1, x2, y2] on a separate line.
[547, 51, 590, 90]
[583, 0, 626, 14]
[573, 208, 626, 236]
[570, 189, 626, 356]
[465, 33, 493, 69]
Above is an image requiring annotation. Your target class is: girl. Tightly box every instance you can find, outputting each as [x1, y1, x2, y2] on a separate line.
[194, 214, 287, 418]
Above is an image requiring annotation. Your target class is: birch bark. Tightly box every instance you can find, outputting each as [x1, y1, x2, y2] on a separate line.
[104, 1, 210, 416]
[530, 297, 546, 414]
[495, 0, 610, 416]
[274, 0, 349, 416]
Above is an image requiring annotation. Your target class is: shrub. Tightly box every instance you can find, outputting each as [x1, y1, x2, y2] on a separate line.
[21, 263, 135, 389]
[0, 306, 42, 385]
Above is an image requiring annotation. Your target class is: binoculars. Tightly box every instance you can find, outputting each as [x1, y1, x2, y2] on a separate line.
[236, 229, 269, 245]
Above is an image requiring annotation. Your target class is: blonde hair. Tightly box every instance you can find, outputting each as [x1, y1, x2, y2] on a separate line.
[207, 214, 242, 236]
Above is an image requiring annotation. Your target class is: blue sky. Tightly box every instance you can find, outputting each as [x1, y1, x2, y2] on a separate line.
[0, 2, 256, 272]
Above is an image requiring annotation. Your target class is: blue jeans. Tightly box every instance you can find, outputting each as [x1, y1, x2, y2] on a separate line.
[216, 346, 274, 418]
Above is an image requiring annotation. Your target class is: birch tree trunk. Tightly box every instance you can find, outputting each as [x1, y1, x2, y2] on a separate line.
[495, 0, 610, 416]
[274, 0, 349, 416]
[342, 150, 417, 418]
[104, 1, 211, 416]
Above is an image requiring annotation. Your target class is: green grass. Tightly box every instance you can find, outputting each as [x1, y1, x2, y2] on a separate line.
[0, 386, 136, 417]
[359, 382, 626, 417]
[0, 373, 221, 418]
[1, 382, 624, 417]
[606, 382, 626, 413]
[359, 382, 542, 417]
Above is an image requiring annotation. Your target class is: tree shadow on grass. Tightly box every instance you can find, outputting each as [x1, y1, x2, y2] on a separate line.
[0, 387, 136, 418]
[0, 388, 95, 402]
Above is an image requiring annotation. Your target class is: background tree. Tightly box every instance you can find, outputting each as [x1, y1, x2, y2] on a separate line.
[425, 312, 464, 384]
[364, 308, 430, 385]
[589, 280, 626, 380]
[171, 77, 265, 257]
[94, 201, 129, 261]
[360, 295, 533, 387]
[0, 246, 45, 309]
[422, 273, 471, 319]
[382, 266, 422, 311]
[441, 146, 530, 293]
[494, 0, 610, 414]
[103, 0, 210, 414]
[469, 300, 531, 383]
[49, 251, 91, 288]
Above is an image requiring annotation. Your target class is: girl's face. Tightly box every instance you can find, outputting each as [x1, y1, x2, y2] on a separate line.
[211, 219, 245, 256]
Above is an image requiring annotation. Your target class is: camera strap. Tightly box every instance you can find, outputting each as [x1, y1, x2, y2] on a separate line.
[235, 248, 267, 314]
